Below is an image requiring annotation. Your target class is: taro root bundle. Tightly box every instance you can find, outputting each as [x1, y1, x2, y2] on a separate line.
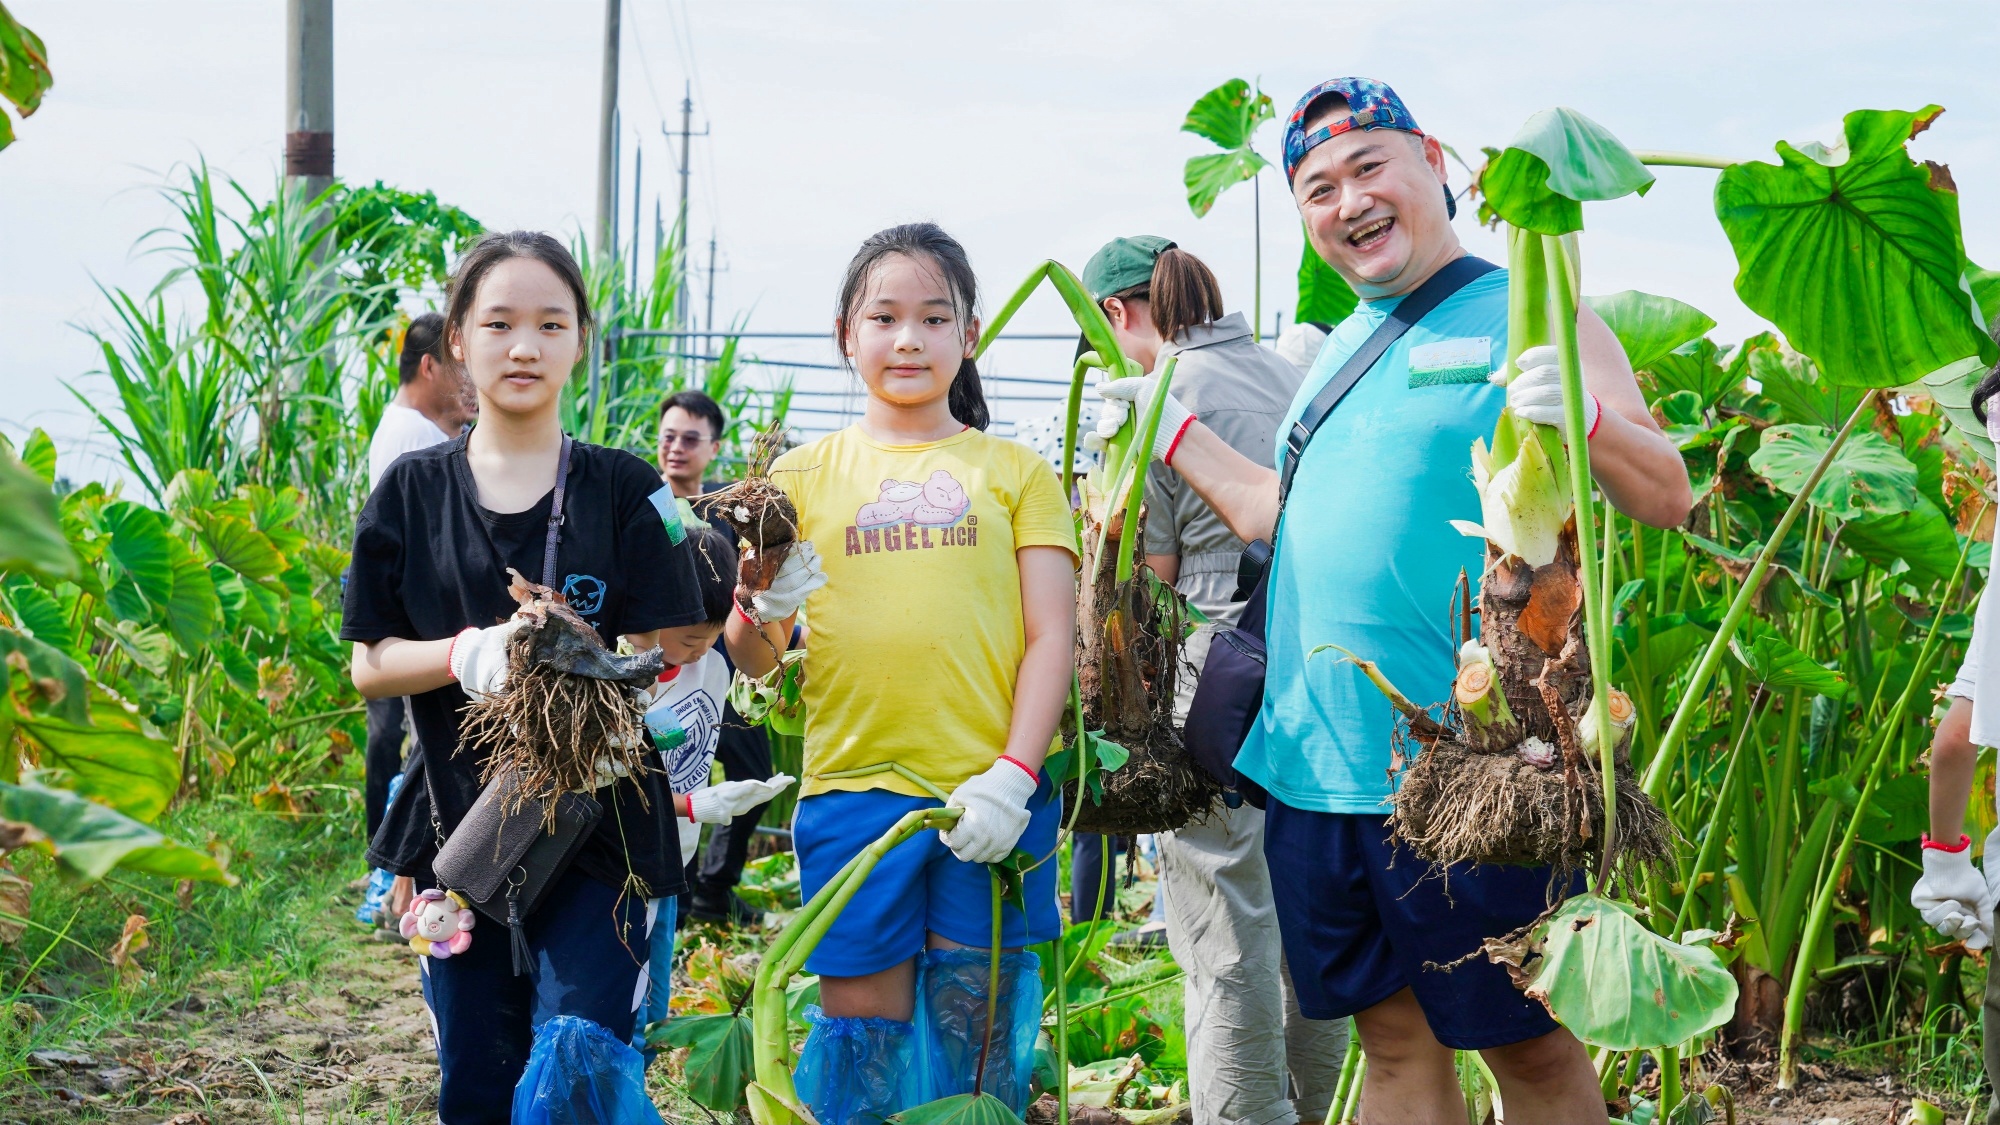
[458, 570, 666, 816]
[1344, 225, 1675, 883]
[708, 428, 799, 599]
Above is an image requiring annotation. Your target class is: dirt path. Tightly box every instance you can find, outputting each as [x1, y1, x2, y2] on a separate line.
[5, 901, 440, 1125]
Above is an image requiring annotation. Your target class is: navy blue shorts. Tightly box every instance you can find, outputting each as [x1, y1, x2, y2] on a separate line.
[1263, 800, 1574, 1050]
[793, 781, 1063, 978]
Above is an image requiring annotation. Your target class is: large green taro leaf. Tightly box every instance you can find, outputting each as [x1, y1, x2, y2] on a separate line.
[889, 1093, 1027, 1125]
[162, 536, 220, 652]
[1480, 107, 1655, 235]
[17, 691, 180, 822]
[1643, 339, 1737, 412]
[1918, 355, 1995, 465]
[647, 1012, 753, 1111]
[1585, 291, 1716, 374]
[1521, 894, 1735, 1051]
[0, 626, 89, 725]
[0, 782, 232, 884]
[1740, 333, 1867, 431]
[193, 510, 286, 581]
[1747, 424, 1920, 521]
[1297, 227, 1358, 327]
[1730, 630, 1848, 697]
[1182, 79, 1272, 218]
[0, 452, 75, 579]
[1842, 505, 1964, 586]
[1716, 106, 1995, 388]
[100, 500, 176, 611]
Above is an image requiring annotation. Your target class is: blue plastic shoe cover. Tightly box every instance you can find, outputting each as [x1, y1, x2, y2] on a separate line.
[914, 948, 1044, 1114]
[794, 1006, 922, 1125]
[511, 1014, 664, 1125]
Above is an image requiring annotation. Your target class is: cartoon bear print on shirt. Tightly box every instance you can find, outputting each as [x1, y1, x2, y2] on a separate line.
[855, 469, 971, 529]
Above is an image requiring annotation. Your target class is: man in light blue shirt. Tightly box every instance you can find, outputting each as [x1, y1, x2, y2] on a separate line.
[1096, 78, 1692, 1123]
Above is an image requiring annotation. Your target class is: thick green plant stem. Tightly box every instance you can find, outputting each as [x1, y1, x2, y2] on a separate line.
[1657, 1044, 1683, 1116]
[816, 762, 952, 802]
[1330, 1029, 1362, 1117]
[1630, 150, 1740, 170]
[1641, 388, 1881, 797]
[1775, 523, 1976, 1087]
[1541, 233, 1618, 882]
[973, 872, 1003, 1095]
[749, 806, 960, 1124]
[1113, 356, 1180, 582]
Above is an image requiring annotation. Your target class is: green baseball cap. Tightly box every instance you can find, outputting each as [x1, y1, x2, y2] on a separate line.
[1082, 235, 1175, 303]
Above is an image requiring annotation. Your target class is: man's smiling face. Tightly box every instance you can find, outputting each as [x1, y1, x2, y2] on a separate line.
[1291, 101, 1455, 298]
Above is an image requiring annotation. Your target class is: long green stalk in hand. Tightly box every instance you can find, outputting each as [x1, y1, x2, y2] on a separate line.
[1775, 509, 1981, 1087]
[1640, 388, 1881, 798]
[1542, 233, 1620, 884]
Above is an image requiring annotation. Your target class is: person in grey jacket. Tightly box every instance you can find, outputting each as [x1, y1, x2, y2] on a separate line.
[1083, 235, 1348, 1125]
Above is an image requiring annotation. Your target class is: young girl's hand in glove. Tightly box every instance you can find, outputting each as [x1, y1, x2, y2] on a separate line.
[939, 756, 1039, 864]
[447, 617, 527, 701]
[688, 774, 796, 824]
[747, 541, 827, 623]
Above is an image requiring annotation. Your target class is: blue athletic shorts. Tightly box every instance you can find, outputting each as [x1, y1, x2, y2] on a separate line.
[793, 778, 1063, 978]
[1263, 800, 1578, 1050]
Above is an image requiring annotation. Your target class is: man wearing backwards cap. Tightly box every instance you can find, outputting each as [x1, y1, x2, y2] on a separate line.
[1096, 78, 1692, 1121]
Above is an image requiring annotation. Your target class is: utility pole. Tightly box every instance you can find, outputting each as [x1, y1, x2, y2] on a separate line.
[664, 82, 708, 338]
[592, 0, 621, 255]
[630, 140, 643, 302]
[283, 0, 334, 201]
[704, 232, 718, 360]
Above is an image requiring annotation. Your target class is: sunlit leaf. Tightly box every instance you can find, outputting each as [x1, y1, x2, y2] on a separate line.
[1479, 107, 1654, 235]
[162, 536, 220, 652]
[1741, 334, 1866, 431]
[19, 428, 56, 484]
[1516, 893, 1735, 1050]
[1585, 291, 1716, 374]
[1180, 78, 1272, 151]
[1842, 505, 1964, 585]
[100, 500, 176, 609]
[0, 782, 232, 885]
[193, 510, 287, 580]
[17, 691, 180, 822]
[1918, 354, 1995, 466]
[1717, 106, 1995, 388]
[0, 452, 75, 580]
[0, 625, 89, 725]
[1729, 632, 1847, 696]
[1184, 150, 1269, 218]
[3, 579, 75, 654]
[1747, 424, 1920, 521]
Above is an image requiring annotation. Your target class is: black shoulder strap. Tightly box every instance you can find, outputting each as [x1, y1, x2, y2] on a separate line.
[542, 434, 573, 588]
[1277, 255, 1500, 507]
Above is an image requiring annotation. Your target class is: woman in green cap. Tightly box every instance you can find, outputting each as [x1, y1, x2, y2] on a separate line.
[1080, 235, 1349, 1125]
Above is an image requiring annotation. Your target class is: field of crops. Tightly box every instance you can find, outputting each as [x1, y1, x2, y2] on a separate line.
[6, 7, 2000, 1122]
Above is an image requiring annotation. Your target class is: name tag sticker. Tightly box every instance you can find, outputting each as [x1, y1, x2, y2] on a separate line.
[1407, 337, 1494, 387]
[647, 485, 688, 545]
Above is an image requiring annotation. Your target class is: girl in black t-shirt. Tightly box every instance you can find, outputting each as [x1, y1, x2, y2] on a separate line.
[342, 231, 704, 1123]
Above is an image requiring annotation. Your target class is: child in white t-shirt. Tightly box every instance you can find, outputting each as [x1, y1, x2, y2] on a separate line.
[631, 523, 794, 1052]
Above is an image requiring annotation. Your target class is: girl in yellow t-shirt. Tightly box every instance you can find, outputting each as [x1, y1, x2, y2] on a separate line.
[725, 223, 1077, 1123]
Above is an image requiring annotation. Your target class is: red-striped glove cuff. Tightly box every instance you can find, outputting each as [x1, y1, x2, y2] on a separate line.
[1585, 394, 1603, 441]
[1162, 415, 1197, 467]
[1922, 832, 1972, 853]
[446, 627, 476, 681]
[998, 754, 1040, 782]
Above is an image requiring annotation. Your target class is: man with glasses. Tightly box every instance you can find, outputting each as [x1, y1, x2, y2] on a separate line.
[655, 391, 782, 925]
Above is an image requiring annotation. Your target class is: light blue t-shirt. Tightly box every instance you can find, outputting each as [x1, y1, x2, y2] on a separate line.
[1235, 267, 1509, 814]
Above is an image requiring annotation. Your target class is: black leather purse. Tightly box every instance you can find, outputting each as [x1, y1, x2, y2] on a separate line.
[425, 435, 608, 975]
[1182, 257, 1500, 805]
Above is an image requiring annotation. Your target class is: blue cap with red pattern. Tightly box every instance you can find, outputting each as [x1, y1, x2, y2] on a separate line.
[1282, 77, 1426, 183]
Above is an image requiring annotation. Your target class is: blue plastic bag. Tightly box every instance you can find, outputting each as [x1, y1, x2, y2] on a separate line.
[511, 1015, 663, 1125]
[915, 948, 1043, 1113]
[795, 1005, 923, 1125]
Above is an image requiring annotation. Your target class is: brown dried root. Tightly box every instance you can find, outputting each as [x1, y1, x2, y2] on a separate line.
[707, 428, 800, 592]
[457, 571, 664, 820]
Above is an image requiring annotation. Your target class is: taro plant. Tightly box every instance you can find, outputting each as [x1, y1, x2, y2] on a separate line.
[0, 0, 50, 153]
[1181, 78, 1274, 339]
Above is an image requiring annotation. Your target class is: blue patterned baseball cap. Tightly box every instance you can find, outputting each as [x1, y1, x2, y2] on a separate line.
[1283, 77, 1426, 183]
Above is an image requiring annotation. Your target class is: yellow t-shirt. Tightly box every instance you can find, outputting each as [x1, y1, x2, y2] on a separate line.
[772, 425, 1078, 799]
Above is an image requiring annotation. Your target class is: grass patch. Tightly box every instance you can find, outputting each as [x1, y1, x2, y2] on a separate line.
[0, 791, 370, 1106]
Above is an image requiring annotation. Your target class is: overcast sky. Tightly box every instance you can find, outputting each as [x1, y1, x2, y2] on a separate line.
[4, 1, 1997, 483]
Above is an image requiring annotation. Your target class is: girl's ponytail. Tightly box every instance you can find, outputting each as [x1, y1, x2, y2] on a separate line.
[948, 355, 991, 431]
[835, 222, 991, 431]
[1146, 247, 1226, 344]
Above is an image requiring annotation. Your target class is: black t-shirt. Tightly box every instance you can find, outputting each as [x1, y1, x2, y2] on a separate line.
[342, 435, 704, 896]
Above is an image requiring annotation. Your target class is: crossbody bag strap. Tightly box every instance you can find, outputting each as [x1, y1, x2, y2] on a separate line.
[1275, 254, 1500, 514]
[542, 434, 573, 588]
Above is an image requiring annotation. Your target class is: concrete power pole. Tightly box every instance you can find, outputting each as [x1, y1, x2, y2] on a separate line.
[283, 0, 334, 200]
[593, 0, 622, 255]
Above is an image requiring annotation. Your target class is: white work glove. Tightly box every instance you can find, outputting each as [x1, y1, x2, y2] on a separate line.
[1912, 833, 1994, 950]
[688, 774, 796, 824]
[939, 758, 1039, 865]
[748, 540, 826, 622]
[1094, 376, 1195, 464]
[1498, 345, 1600, 438]
[448, 618, 526, 702]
